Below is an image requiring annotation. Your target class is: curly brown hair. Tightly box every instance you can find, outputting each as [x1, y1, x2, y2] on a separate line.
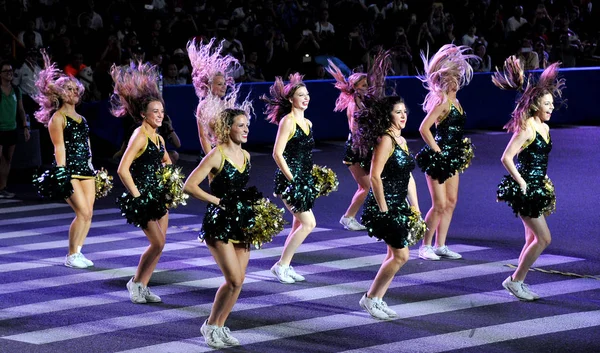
[213, 108, 248, 144]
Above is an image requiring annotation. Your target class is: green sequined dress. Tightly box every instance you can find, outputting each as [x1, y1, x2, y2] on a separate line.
[63, 115, 95, 178]
[116, 135, 168, 228]
[416, 102, 474, 183]
[361, 134, 417, 249]
[274, 119, 316, 213]
[497, 129, 556, 218]
[200, 148, 252, 244]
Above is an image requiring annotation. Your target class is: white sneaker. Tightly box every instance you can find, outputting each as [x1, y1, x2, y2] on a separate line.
[0, 190, 15, 198]
[217, 326, 240, 346]
[375, 298, 398, 318]
[142, 286, 162, 303]
[126, 277, 147, 304]
[502, 276, 535, 301]
[418, 245, 441, 260]
[270, 262, 295, 284]
[200, 320, 226, 349]
[434, 246, 462, 259]
[359, 294, 389, 320]
[340, 216, 367, 231]
[64, 253, 88, 269]
[78, 253, 94, 267]
[287, 265, 305, 282]
[522, 282, 540, 300]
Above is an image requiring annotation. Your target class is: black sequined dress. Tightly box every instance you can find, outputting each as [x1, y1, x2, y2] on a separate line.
[416, 103, 474, 183]
[63, 115, 95, 179]
[116, 134, 168, 228]
[361, 134, 416, 249]
[200, 147, 252, 244]
[274, 118, 316, 213]
[497, 129, 556, 218]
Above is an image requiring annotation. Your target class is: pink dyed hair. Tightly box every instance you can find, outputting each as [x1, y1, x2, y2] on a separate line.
[261, 72, 305, 125]
[418, 44, 478, 113]
[326, 60, 367, 112]
[33, 50, 84, 126]
[110, 62, 164, 122]
[196, 83, 254, 145]
[187, 38, 239, 99]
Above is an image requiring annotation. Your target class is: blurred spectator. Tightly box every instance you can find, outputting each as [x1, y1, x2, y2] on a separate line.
[77, 0, 104, 31]
[517, 39, 539, 71]
[428, 3, 446, 38]
[12, 49, 41, 116]
[171, 48, 191, 84]
[265, 29, 290, 79]
[471, 41, 491, 72]
[17, 19, 43, 48]
[163, 62, 187, 85]
[243, 51, 265, 82]
[64, 52, 87, 77]
[462, 25, 479, 47]
[314, 8, 335, 44]
[534, 39, 549, 69]
[506, 6, 527, 35]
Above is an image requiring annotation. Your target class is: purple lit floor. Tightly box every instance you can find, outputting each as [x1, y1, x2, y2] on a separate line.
[1, 126, 599, 353]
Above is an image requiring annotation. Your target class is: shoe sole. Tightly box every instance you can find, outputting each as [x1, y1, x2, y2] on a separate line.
[418, 255, 441, 261]
[64, 263, 88, 269]
[502, 283, 534, 301]
[270, 268, 295, 284]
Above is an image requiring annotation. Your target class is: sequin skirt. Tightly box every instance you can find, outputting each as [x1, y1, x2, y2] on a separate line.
[416, 137, 474, 183]
[497, 174, 556, 218]
[116, 186, 168, 229]
[274, 169, 316, 213]
[361, 192, 426, 249]
[343, 136, 362, 166]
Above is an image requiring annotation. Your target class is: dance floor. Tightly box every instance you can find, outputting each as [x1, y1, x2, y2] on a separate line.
[1, 126, 599, 353]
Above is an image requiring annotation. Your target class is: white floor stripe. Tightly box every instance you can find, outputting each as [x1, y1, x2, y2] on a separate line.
[2, 253, 583, 345]
[341, 310, 600, 353]
[0, 199, 21, 205]
[0, 232, 374, 296]
[0, 212, 195, 240]
[0, 202, 70, 214]
[113, 278, 600, 353]
[0, 244, 485, 320]
[0, 208, 120, 226]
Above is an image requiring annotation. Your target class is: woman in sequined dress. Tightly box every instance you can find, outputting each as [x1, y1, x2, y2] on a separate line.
[111, 63, 171, 305]
[184, 108, 252, 349]
[261, 73, 316, 284]
[33, 51, 96, 269]
[326, 63, 368, 231]
[353, 95, 424, 320]
[493, 57, 564, 301]
[187, 38, 240, 158]
[416, 44, 478, 261]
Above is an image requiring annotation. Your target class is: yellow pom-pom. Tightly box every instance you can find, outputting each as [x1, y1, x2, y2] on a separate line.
[157, 165, 189, 208]
[406, 206, 427, 246]
[543, 176, 556, 216]
[312, 165, 339, 197]
[244, 198, 286, 249]
[94, 168, 114, 199]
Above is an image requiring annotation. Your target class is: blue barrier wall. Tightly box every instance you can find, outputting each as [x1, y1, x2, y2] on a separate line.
[85, 67, 600, 153]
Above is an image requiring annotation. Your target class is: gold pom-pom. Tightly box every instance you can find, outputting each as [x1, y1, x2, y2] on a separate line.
[406, 206, 427, 246]
[543, 176, 556, 216]
[244, 198, 286, 249]
[312, 165, 339, 197]
[458, 137, 475, 173]
[157, 165, 189, 208]
[94, 168, 114, 199]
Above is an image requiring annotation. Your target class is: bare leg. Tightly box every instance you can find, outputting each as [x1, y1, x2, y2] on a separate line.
[135, 213, 168, 285]
[519, 220, 535, 264]
[421, 175, 447, 247]
[279, 204, 316, 266]
[65, 179, 96, 255]
[207, 242, 250, 327]
[367, 246, 410, 298]
[433, 174, 459, 247]
[343, 164, 370, 218]
[512, 215, 551, 282]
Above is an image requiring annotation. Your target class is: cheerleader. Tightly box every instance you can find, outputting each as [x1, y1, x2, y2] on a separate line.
[493, 57, 564, 301]
[111, 63, 171, 304]
[416, 44, 477, 261]
[33, 51, 96, 269]
[261, 73, 316, 284]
